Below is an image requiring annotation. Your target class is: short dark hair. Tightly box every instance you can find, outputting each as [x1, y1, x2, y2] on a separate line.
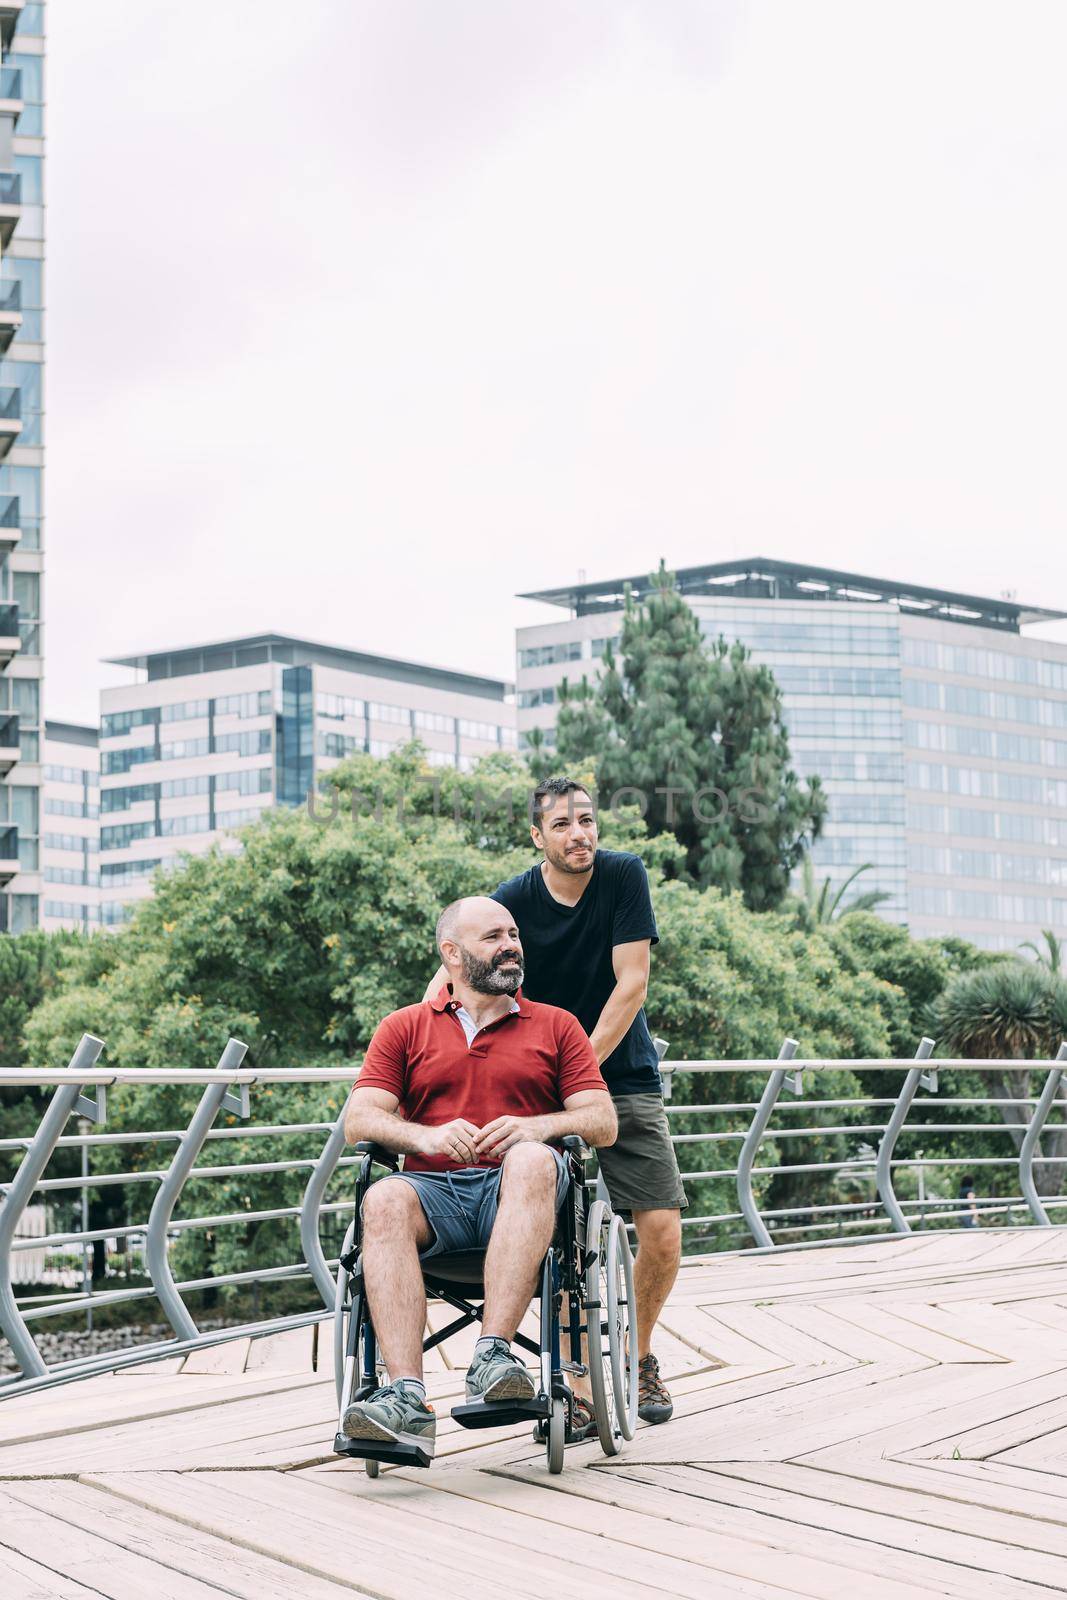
[532, 776, 594, 830]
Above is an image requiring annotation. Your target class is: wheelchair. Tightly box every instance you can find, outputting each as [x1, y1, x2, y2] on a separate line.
[332, 1136, 638, 1476]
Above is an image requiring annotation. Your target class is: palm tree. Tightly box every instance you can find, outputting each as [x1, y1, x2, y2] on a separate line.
[933, 962, 1067, 1197]
[795, 857, 890, 929]
[1019, 929, 1064, 974]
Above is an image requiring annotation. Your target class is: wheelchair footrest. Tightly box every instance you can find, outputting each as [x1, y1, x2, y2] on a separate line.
[332, 1432, 433, 1469]
[450, 1395, 549, 1431]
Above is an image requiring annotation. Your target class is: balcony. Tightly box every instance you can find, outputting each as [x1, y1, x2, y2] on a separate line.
[0, 711, 16, 774]
[0, 66, 22, 118]
[0, 385, 20, 458]
[0, 169, 20, 249]
[0, 3, 23, 54]
[0, 600, 19, 667]
[0, 823, 17, 886]
[0, 278, 20, 354]
[0, 493, 18, 553]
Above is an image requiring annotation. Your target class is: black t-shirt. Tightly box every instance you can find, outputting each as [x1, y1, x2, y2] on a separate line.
[491, 849, 660, 1096]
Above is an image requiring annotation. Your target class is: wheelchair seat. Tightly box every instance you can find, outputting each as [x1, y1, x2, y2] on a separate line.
[421, 1250, 488, 1285]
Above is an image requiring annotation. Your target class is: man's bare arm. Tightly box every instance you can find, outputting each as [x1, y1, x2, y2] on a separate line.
[587, 939, 651, 1066]
[475, 1089, 617, 1159]
[345, 1085, 481, 1164]
[421, 963, 448, 1003]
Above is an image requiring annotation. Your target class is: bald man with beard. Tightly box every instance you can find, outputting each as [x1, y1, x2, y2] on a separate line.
[341, 895, 617, 1462]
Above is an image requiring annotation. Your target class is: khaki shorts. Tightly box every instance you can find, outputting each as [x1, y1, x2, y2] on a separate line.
[596, 1093, 688, 1214]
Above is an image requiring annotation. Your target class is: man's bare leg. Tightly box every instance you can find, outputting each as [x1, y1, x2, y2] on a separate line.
[631, 1207, 681, 1358]
[481, 1143, 558, 1337]
[360, 1178, 433, 1381]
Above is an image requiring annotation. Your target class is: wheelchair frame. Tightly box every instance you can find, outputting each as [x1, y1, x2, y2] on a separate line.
[332, 1136, 637, 1476]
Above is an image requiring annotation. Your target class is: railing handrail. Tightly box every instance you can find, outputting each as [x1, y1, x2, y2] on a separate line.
[4, 1035, 1067, 1396]
[3, 1056, 1066, 1089]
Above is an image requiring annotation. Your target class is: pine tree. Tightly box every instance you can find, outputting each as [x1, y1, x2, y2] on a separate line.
[554, 564, 826, 910]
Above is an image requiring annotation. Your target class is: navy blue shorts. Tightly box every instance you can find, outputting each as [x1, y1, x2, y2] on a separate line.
[372, 1148, 570, 1260]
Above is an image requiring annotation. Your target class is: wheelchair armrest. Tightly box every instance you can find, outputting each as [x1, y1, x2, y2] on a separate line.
[353, 1141, 400, 1171]
[560, 1135, 590, 1157]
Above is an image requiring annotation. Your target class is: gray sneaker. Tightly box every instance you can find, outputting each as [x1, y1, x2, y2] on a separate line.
[342, 1381, 436, 1455]
[465, 1338, 536, 1403]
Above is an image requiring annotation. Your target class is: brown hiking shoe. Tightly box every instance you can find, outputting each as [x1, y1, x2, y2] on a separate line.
[637, 1353, 673, 1424]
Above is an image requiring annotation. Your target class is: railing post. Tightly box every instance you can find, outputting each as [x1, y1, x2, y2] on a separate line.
[300, 1107, 348, 1308]
[1019, 1041, 1067, 1226]
[736, 1039, 799, 1249]
[145, 1038, 248, 1341]
[0, 1035, 105, 1380]
[876, 1036, 936, 1234]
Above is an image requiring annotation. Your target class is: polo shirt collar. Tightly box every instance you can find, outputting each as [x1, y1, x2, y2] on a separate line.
[431, 983, 530, 1018]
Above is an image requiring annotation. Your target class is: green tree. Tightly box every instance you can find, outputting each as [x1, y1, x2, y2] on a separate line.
[553, 564, 826, 910]
[1020, 929, 1064, 973]
[933, 962, 1067, 1200]
[0, 929, 84, 1183]
[791, 859, 890, 931]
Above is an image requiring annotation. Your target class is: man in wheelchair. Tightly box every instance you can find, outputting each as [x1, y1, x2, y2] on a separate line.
[341, 895, 618, 1463]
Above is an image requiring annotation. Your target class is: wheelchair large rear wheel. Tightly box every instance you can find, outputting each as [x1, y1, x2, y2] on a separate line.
[584, 1199, 625, 1455]
[606, 1214, 638, 1440]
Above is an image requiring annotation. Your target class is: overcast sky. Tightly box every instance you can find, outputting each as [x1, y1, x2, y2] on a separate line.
[44, 0, 1067, 723]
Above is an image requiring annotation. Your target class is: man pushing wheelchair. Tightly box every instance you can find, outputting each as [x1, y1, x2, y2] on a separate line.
[341, 894, 617, 1461]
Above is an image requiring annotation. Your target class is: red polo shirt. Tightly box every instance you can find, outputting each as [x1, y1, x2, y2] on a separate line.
[355, 986, 607, 1173]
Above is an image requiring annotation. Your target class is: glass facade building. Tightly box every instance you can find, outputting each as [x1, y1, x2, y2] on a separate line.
[88, 633, 516, 927]
[0, 0, 44, 934]
[40, 720, 99, 932]
[516, 560, 1067, 949]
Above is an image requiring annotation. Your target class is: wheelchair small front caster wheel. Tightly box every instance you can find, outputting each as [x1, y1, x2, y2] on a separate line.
[546, 1396, 566, 1474]
[364, 1458, 380, 1479]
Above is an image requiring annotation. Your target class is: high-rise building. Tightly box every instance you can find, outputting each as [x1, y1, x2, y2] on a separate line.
[516, 558, 1067, 950]
[40, 719, 99, 932]
[0, 0, 44, 934]
[96, 633, 516, 925]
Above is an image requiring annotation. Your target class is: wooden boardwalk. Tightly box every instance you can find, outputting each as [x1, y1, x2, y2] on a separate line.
[4, 1227, 1067, 1598]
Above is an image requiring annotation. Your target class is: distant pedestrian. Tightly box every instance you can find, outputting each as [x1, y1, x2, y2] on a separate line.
[958, 1174, 979, 1228]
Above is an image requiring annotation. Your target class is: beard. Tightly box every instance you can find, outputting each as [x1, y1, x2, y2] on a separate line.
[543, 836, 596, 876]
[459, 945, 524, 996]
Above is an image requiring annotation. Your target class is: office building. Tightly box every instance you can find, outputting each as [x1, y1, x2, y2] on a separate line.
[97, 633, 516, 924]
[0, 0, 43, 933]
[516, 558, 1067, 950]
[40, 719, 99, 931]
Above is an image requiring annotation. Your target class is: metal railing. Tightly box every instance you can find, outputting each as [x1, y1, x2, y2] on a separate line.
[2, 1034, 1066, 1397]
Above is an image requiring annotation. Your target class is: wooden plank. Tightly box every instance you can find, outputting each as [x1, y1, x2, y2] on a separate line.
[244, 1325, 315, 1373]
[5, 1478, 352, 1599]
[811, 1364, 1067, 1466]
[821, 1298, 1005, 1362]
[714, 1460, 1067, 1563]
[0, 1371, 327, 1453]
[180, 1336, 252, 1375]
[86, 1469, 681, 1600]
[657, 1303, 787, 1367]
[498, 1460, 1042, 1600]
[380, 1461, 931, 1600]
[1, 1544, 103, 1599]
[705, 1303, 846, 1365]
[770, 1301, 931, 1363]
[675, 1462, 1067, 1590]
[0, 1484, 223, 1599]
